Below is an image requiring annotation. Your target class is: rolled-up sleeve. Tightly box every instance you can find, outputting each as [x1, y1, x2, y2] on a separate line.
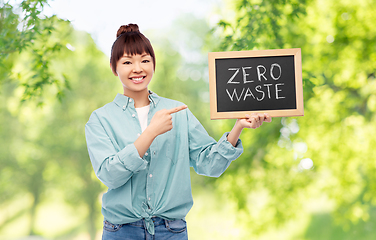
[85, 114, 147, 189]
[187, 109, 243, 177]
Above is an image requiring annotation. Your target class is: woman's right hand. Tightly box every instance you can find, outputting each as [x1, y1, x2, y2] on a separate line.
[147, 105, 187, 137]
[134, 105, 187, 158]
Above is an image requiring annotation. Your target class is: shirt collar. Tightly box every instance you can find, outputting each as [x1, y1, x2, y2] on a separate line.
[147, 90, 160, 108]
[113, 90, 160, 110]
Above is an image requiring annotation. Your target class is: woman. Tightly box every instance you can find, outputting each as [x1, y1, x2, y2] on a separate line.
[85, 23, 271, 240]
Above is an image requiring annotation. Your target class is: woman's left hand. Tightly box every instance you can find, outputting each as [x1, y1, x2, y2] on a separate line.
[227, 113, 272, 146]
[237, 113, 272, 129]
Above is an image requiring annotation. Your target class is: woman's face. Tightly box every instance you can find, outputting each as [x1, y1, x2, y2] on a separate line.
[115, 52, 154, 97]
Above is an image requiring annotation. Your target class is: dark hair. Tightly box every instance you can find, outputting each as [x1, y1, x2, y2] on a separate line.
[110, 24, 156, 74]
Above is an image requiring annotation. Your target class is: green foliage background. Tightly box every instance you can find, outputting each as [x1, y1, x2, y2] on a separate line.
[1, 0, 376, 239]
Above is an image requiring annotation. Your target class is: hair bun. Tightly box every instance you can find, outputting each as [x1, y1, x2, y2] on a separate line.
[116, 24, 140, 38]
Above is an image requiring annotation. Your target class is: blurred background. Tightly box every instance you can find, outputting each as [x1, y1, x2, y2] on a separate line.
[1, 0, 376, 239]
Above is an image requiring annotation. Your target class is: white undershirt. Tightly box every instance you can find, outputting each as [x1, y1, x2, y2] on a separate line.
[135, 105, 150, 132]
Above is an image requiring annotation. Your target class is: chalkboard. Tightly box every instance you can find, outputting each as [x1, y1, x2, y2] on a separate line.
[208, 48, 304, 119]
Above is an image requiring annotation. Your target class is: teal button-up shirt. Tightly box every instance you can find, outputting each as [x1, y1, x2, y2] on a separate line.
[85, 92, 243, 235]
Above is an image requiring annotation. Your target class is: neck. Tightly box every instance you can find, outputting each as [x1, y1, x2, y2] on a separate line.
[123, 88, 150, 108]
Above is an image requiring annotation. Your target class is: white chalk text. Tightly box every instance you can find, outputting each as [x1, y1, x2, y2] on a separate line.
[226, 63, 285, 102]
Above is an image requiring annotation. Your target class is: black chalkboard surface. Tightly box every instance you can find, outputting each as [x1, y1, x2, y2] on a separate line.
[208, 48, 303, 119]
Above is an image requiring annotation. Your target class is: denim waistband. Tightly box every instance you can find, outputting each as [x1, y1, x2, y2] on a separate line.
[115, 217, 164, 228]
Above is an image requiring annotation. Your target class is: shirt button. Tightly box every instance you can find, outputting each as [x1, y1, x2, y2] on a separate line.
[148, 197, 151, 201]
[149, 174, 153, 178]
[145, 152, 148, 156]
[132, 114, 135, 117]
[129, 99, 132, 103]
[123, 105, 126, 110]
[137, 133, 140, 137]
[153, 151, 156, 155]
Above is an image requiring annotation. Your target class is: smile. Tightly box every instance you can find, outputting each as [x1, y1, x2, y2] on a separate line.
[130, 76, 146, 83]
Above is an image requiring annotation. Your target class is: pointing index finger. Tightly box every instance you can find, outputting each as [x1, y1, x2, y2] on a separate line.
[167, 105, 188, 114]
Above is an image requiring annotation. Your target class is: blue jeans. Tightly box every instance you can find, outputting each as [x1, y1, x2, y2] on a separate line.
[102, 217, 188, 240]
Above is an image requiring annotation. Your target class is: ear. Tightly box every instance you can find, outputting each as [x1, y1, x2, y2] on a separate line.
[110, 63, 118, 76]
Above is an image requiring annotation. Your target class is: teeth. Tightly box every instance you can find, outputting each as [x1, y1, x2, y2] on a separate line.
[132, 77, 143, 81]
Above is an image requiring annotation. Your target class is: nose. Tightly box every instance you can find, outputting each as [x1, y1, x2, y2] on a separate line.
[133, 62, 143, 73]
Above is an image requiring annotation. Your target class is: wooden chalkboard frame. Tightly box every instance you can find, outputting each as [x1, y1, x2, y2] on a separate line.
[208, 48, 304, 119]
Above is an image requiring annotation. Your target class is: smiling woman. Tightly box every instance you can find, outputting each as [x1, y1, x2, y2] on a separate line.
[85, 23, 271, 240]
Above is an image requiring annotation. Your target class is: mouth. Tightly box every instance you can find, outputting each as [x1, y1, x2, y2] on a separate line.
[129, 76, 146, 84]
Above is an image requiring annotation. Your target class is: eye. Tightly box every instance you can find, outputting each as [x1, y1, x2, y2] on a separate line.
[123, 61, 131, 65]
[142, 59, 150, 63]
